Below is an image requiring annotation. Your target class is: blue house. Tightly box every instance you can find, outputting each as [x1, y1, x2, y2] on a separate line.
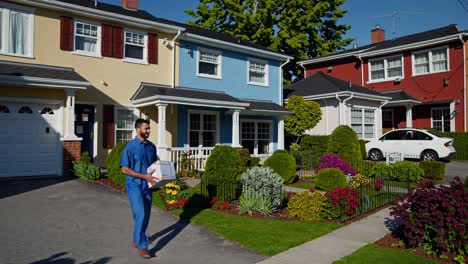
[130, 25, 292, 166]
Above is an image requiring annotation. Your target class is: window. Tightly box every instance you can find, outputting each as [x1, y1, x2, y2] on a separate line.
[382, 130, 405, 140]
[188, 111, 218, 147]
[124, 30, 146, 62]
[412, 47, 448, 75]
[351, 108, 375, 139]
[0, 3, 34, 57]
[0, 104, 9, 113]
[241, 120, 271, 155]
[431, 107, 450, 132]
[411, 131, 432, 141]
[74, 21, 99, 56]
[197, 49, 221, 78]
[248, 58, 268, 86]
[18, 106, 32, 114]
[40, 107, 54, 115]
[369, 56, 403, 82]
[115, 108, 138, 143]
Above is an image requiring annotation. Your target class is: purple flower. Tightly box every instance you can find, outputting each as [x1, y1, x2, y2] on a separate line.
[314, 153, 357, 175]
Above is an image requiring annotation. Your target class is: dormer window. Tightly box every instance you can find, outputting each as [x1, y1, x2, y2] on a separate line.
[197, 48, 221, 79]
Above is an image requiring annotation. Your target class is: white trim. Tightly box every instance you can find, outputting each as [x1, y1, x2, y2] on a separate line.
[182, 32, 292, 61]
[114, 106, 140, 144]
[296, 91, 391, 102]
[299, 47, 375, 65]
[0, 2, 35, 58]
[460, 35, 467, 132]
[431, 106, 451, 132]
[411, 46, 450, 76]
[75, 101, 98, 164]
[123, 28, 148, 64]
[0, 74, 90, 89]
[187, 109, 220, 147]
[247, 57, 269, 87]
[240, 119, 274, 155]
[196, 47, 222, 79]
[73, 19, 101, 57]
[132, 94, 249, 109]
[367, 54, 404, 83]
[279, 59, 290, 106]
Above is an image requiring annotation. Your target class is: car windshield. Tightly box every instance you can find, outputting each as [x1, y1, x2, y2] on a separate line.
[424, 130, 442, 138]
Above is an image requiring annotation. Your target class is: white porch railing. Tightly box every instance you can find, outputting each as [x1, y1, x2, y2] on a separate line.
[167, 146, 272, 172]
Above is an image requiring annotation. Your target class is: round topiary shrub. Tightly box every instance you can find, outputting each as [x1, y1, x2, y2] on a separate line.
[314, 153, 357, 176]
[263, 150, 296, 184]
[202, 145, 242, 200]
[390, 161, 424, 182]
[288, 191, 327, 222]
[327, 125, 362, 164]
[105, 142, 127, 189]
[315, 168, 347, 191]
[241, 167, 283, 208]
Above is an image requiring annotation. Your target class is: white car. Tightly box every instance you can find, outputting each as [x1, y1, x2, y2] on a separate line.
[366, 128, 456, 161]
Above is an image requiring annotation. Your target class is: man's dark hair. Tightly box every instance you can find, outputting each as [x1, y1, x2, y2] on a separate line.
[135, 118, 150, 129]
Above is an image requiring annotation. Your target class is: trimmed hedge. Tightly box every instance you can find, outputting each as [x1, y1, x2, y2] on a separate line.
[328, 125, 362, 164]
[368, 161, 424, 182]
[263, 150, 296, 184]
[202, 145, 242, 201]
[105, 142, 127, 189]
[315, 168, 347, 191]
[359, 140, 367, 160]
[419, 161, 445, 180]
[237, 148, 251, 173]
[298, 135, 330, 169]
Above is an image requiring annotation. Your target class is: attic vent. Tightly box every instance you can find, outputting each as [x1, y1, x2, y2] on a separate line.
[353, 43, 358, 49]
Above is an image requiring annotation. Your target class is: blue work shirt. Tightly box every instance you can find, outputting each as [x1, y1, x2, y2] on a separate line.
[120, 137, 158, 184]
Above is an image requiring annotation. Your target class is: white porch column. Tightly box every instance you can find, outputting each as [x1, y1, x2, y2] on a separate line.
[450, 101, 456, 132]
[63, 89, 79, 140]
[157, 103, 168, 160]
[405, 105, 413, 128]
[278, 116, 285, 150]
[232, 110, 241, 148]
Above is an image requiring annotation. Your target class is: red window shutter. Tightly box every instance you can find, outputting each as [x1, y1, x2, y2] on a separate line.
[101, 24, 113, 57]
[103, 105, 115, 149]
[112, 26, 124, 58]
[148, 33, 158, 64]
[60, 16, 74, 51]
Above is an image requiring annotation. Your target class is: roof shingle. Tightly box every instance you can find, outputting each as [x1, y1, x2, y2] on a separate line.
[0, 60, 88, 82]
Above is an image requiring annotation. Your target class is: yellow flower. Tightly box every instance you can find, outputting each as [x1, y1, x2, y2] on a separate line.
[165, 190, 171, 194]
[171, 191, 177, 195]
[168, 200, 176, 205]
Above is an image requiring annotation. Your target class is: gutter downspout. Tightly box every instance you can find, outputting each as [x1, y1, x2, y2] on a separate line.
[300, 62, 307, 78]
[356, 55, 364, 86]
[342, 92, 354, 125]
[459, 34, 467, 132]
[322, 99, 329, 134]
[335, 94, 342, 125]
[279, 58, 290, 106]
[171, 30, 182, 88]
[379, 100, 389, 137]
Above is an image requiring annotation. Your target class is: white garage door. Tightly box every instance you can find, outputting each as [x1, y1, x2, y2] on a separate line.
[0, 101, 62, 177]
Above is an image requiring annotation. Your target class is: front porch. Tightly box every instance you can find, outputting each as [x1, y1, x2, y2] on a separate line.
[130, 83, 290, 171]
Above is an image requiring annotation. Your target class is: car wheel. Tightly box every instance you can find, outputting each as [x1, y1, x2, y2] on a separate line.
[421, 150, 439, 161]
[369, 149, 383, 161]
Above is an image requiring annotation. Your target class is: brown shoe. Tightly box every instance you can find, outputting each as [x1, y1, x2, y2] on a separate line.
[137, 249, 151, 259]
[131, 242, 137, 248]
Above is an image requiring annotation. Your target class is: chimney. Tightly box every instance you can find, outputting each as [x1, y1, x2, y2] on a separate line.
[371, 25, 385, 44]
[121, 0, 138, 10]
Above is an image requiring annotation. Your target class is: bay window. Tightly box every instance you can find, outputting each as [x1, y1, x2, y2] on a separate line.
[412, 47, 448, 75]
[0, 3, 34, 57]
[369, 55, 403, 82]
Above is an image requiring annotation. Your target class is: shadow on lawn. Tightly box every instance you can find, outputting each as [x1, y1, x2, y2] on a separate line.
[30, 252, 111, 264]
[148, 193, 210, 256]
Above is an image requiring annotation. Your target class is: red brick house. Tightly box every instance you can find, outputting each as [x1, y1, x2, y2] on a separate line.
[300, 25, 468, 133]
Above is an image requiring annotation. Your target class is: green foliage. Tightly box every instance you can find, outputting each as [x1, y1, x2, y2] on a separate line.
[237, 148, 251, 173]
[241, 167, 283, 208]
[368, 163, 392, 179]
[105, 142, 127, 189]
[288, 191, 327, 222]
[185, 0, 354, 83]
[368, 161, 424, 182]
[298, 135, 330, 169]
[202, 145, 242, 200]
[284, 96, 322, 142]
[465, 177, 468, 189]
[348, 174, 372, 189]
[419, 161, 446, 180]
[238, 195, 274, 216]
[263, 150, 296, 184]
[249, 157, 260, 168]
[73, 157, 101, 181]
[328, 125, 362, 164]
[359, 140, 367, 160]
[315, 168, 347, 191]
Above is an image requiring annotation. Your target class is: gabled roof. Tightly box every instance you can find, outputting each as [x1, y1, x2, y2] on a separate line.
[381, 90, 421, 104]
[49, 0, 291, 59]
[239, 99, 290, 113]
[284, 72, 390, 100]
[300, 24, 466, 65]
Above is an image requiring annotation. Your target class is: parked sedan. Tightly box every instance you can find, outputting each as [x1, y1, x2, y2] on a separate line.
[366, 128, 456, 161]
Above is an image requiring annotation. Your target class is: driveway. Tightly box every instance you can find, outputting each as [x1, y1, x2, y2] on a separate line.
[444, 161, 468, 184]
[0, 177, 264, 264]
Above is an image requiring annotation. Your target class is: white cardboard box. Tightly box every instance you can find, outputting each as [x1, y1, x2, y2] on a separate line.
[147, 161, 176, 189]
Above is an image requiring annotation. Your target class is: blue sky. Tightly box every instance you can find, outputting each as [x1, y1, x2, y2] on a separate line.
[100, 0, 468, 47]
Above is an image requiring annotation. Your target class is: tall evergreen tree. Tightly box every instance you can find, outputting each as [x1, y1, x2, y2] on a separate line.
[186, 0, 353, 84]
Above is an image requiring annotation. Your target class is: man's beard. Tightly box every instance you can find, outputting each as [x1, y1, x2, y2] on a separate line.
[139, 131, 149, 139]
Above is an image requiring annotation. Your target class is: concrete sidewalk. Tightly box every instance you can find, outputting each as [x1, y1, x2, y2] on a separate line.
[257, 208, 395, 264]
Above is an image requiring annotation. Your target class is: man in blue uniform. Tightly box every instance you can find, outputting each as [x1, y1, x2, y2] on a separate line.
[120, 118, 159, 259]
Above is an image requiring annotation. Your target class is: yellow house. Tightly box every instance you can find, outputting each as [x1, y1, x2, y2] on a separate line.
[0, 0, 184, 176]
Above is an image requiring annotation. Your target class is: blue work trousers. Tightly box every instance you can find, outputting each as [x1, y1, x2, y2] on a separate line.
[126, 177, 153, 250]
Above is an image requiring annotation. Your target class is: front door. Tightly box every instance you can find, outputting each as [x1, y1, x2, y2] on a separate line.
[75, 104, 95, 160]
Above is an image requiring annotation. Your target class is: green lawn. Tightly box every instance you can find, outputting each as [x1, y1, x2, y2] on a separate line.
[288, 182, 316, 189]
[333, 244, 438, 264]
[152, 184, 341, 256]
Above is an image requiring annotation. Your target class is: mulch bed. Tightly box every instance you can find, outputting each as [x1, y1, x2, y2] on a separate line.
[96, 178, 125, 192]
[375, 233, 466, 264]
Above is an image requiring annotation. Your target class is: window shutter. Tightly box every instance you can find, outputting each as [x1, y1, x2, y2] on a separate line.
[101, 24, 113, 57]
[103, 105, 115, 149]
[148, 33, 158, 64]
[112, 26, 124, 58]
[60, 16, 74, 51]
